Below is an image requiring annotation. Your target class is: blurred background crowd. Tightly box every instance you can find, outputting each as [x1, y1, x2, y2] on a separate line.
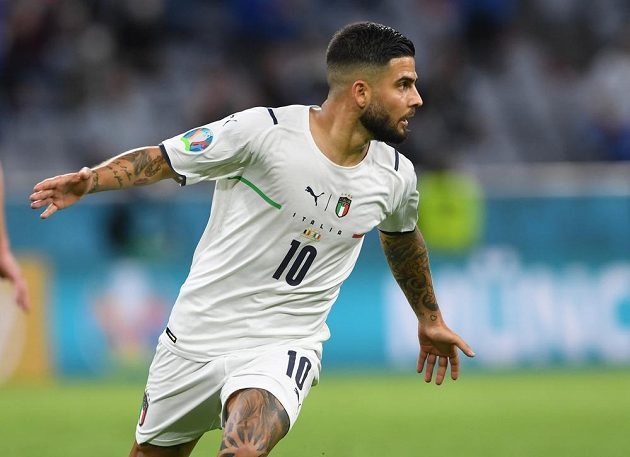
[1, 0, 629, 402]
[2, 0, 630, 187]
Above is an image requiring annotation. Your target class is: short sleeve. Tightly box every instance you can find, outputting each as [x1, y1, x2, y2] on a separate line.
[160, 107, 273, 185]
[378, 157, 419, 233]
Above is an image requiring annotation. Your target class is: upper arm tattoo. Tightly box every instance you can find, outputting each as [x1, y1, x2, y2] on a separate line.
[380, 229, 439, 318]
[131, 149, 166, 178]
[132, 150, 153, 176]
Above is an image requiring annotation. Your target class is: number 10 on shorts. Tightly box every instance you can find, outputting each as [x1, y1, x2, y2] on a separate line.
[286, 350, 312, 390]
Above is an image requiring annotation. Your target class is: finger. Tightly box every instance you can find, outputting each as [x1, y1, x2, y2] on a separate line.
[15, 285, 30, 313]
[17, 296, 30, 312]
[424, 353, 436, 383]
[435, 356, 448, 385]
[32, 180, 50, 193]
[40, 203, 58, 219]
[30, 198, 53, 209]
[33, 175, 63, 193]
[29, 189, 54, 202]
[450, 353, 461, 380]
[33, 168, 89, 193]
[456, 338, 476, 358]
[417, 348, 428, 373]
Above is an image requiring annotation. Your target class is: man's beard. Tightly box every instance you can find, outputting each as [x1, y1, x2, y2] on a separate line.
[359, 101, 409, 144]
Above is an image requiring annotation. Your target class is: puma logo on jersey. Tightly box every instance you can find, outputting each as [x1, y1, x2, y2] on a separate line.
[305, 186, 325, 206]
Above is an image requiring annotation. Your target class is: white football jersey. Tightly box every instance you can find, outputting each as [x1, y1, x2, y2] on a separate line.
[159, 105, 418, 360]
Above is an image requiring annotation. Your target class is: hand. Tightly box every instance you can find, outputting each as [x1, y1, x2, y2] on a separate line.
[30, 167, 93, 219]
[0, 249, 30, 312]
[417, 321, 475, 385]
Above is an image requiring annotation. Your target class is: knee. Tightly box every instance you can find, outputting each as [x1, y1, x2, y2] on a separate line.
[129, 441, 158, 457]
[219, 388, 288, 456]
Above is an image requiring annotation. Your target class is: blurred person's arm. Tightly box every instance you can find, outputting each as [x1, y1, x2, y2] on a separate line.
[379, 228, 474, 384]
[0, 162, 30, 311]
[30, 146, 178, 219]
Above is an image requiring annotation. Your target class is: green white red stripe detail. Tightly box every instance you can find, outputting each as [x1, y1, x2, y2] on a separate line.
[228, 176, 281, 209]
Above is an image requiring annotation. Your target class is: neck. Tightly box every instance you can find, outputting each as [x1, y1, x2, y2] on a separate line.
[309, 98, 372, 167]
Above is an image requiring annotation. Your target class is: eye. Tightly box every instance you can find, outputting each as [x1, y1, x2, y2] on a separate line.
[397, 79, 415, 90]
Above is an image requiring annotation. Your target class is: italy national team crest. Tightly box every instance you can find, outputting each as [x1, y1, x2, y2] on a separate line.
[139, 391, 149, 426]
[180, 127, 213, 152]
[335, 196, 352, 218]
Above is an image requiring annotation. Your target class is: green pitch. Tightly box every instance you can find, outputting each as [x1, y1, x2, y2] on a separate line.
[2, 369, 629, 456]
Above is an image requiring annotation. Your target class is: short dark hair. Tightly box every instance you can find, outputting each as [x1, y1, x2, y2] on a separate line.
[326, 22, 415, 71]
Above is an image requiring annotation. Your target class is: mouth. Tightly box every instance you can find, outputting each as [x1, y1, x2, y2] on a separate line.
[400, 110, 415, 127]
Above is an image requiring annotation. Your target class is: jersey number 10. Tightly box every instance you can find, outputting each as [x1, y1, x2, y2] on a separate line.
[273, 239, 318, 286]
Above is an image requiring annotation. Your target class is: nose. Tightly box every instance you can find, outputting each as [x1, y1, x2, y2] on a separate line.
[411, 86, 423, 108]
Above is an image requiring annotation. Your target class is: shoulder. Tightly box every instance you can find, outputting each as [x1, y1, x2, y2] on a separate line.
[369, 142, 416, 184]
[221, 106, 278, 130]
[196, 106, 283, 148]
[263, 104, 310, 130]
[222, 105, 308, 138]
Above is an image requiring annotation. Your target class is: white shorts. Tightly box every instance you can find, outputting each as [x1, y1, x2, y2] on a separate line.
[135, 341, 321, 446]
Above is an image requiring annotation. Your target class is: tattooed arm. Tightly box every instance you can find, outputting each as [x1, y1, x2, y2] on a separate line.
[380, 227, 475, 384]
[30, 147, 179, 219]
[86, 146, 179, 193]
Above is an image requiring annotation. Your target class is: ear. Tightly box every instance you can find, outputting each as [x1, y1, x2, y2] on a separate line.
[351, 80, 371, 109]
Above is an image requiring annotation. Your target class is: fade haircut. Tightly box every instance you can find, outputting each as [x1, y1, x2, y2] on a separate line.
[326, 22, 415, 89]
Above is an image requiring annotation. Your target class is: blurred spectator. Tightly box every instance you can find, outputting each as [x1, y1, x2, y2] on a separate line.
[581, 26, 630, 161]
[2, 0, 630, 191]
[0, 161, 29, 311]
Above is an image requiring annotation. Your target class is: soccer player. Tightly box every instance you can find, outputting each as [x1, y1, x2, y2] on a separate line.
[0, 161, 30, 311]
[30, 22, 475, 457]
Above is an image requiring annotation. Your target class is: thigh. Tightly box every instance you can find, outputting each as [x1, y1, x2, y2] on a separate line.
[221, 346, 321, 433]
[219, 388, 289, 456]
[136, 342, 227, 447]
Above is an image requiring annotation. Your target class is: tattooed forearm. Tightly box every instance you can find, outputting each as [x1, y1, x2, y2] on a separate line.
[89, 170, 100, 193]
[143, 157, 163, 177]
[107, 164, 124, 188]
[87, 147, 174, 193]
[117, 160, 134, 181]
[380, 228, 439, 319]
[219, 389, 290, 457]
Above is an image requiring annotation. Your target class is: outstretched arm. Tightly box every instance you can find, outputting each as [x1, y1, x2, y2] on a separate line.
[379, 227, 474, 384]
[0, 162, 30, 311]
[30, 146, 179, 219]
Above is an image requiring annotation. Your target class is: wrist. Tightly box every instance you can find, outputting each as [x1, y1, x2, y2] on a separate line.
[417, 309, 443, 326]
[86, 168, 99, 194]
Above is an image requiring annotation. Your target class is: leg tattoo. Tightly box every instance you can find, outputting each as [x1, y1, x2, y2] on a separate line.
[218, 389, 290, 457]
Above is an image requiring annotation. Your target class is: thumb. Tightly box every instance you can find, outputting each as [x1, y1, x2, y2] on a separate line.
[456, 337, 476, 358]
